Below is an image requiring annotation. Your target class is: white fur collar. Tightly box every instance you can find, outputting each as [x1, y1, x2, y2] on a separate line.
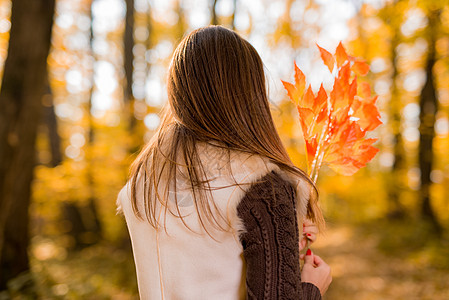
[194, 142, 311, 234]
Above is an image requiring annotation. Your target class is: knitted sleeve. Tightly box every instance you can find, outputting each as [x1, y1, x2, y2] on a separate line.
[237, 171, 322, 300]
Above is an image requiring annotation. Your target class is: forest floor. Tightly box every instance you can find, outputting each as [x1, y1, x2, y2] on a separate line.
[19, 220, 449, 299]
[315, 221, 449, 300]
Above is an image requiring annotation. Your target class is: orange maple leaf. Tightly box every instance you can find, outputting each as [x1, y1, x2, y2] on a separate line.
[282, 42, 382, 181]
[351, 60, 370, 76]
[281, 62, 306, 106]
[335, 42, 348, 68]
[317, 44, 335, 73]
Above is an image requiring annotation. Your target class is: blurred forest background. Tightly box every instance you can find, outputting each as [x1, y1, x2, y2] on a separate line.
[0, 0, 448, 299]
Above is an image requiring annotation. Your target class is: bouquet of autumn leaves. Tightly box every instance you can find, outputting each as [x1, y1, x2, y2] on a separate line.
[282, 43, 382, 182]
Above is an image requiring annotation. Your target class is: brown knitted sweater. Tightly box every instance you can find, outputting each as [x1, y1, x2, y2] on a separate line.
[237, 171, 322, 300]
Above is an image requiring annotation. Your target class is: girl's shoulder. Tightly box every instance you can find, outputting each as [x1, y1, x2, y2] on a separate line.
[197, 142, 310, 218]
[196, 141, 279, 184]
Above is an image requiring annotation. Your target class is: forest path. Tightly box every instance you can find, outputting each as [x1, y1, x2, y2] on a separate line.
[312, 223, 449, 300]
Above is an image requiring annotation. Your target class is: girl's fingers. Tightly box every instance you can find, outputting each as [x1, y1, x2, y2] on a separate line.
[299, 237, 308, 251]
[303, 249, 314, 265]
[301, 219, 318, 245]
[303, 218, 314, 226]
[303, 225, 319, 235]
[304, 233, 316, 243]
[301, 251, 327, 268]
[312, 254, 325, 266]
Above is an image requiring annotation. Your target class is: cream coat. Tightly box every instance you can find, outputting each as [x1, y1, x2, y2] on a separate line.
[117, 143, 310, 299]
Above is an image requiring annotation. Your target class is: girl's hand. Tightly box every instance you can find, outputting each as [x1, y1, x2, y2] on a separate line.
[300, 249, 332, 295]
[300, 219, 318, 251]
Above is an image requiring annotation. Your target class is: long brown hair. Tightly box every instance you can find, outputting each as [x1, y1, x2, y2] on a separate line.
[129, 25, 324, 233]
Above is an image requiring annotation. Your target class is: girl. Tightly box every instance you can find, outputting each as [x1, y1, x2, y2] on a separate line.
[117, 25, 332, 299]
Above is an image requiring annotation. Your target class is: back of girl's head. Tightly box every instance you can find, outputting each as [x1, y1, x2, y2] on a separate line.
[130, 25, 324, 232]
[167, 26, 274, 150]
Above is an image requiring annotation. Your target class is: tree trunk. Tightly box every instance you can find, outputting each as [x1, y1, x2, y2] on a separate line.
[124, 0, 136, 131]
[211, 0, 218, 25]
[145, 2, 153, 78]
[175, 0, 186, 39]
[231, 0, 237, 30]
[61, 201, 101, 249]
[42, 104, 62, 167]
[78, 0, 102, 245]
[387, 35, 406, 218]
[386, 1, 406, 218]
[0, 0, 55, 290]
[42, 74, 62, 167]
[418, 9, 442, 235]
